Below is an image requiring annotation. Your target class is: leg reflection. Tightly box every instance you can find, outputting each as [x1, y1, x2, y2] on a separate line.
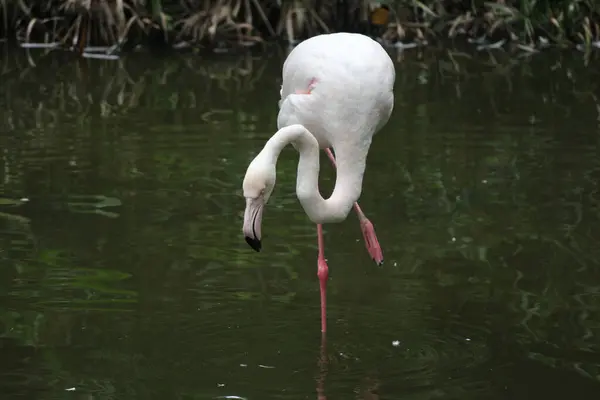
[317, 332, 327, 399]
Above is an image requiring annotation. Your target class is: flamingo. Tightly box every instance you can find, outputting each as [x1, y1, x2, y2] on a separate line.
[242, 32, 395, 333]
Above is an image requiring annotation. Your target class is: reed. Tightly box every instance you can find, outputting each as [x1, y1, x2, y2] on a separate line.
[0, 1, 599, 56]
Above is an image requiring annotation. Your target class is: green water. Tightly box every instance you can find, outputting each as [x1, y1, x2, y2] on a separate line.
[1, 44, 600, 399]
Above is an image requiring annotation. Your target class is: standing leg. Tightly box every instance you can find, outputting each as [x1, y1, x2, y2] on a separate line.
[324, 148, 384, 265]
[317, 224, 328, 333]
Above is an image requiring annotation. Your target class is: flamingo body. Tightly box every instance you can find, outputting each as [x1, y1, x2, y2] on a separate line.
[242, 33, 395, 333]
[277, 32, 395, 151]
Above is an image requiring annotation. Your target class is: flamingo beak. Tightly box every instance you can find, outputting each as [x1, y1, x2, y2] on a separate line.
[243, 197, 264, 252]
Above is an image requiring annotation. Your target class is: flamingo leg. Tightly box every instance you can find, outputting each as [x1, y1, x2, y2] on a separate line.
[324, 148, 383, 265]
[317, 224, 328, 333]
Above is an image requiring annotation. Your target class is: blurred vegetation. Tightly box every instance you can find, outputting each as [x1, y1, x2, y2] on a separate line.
[1, 45, 600, 395]
[0, 1, 599, 58]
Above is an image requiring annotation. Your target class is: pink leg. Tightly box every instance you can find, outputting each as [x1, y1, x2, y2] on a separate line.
[324, 148, 384, 265]
[317, 224, 328, 333]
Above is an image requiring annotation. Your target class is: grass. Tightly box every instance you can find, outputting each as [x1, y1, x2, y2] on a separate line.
[0, 1, 599, 57]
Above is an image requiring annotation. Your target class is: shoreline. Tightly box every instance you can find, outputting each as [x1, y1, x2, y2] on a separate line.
[0, 1, 599, 60]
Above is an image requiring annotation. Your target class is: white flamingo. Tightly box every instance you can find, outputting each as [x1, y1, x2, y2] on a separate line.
[242, 32, 395, 333]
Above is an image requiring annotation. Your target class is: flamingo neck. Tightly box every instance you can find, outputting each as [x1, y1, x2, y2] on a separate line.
[261, 124, 366, 224]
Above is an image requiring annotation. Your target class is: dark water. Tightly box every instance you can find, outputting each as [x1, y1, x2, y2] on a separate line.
[1, 43, 600, 399]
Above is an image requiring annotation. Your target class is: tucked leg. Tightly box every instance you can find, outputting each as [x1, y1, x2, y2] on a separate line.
[324, 148, 384, 265]
[317, 224, 328, 333]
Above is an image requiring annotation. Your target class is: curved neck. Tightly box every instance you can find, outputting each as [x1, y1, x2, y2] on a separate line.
[260, 124, 367, 224]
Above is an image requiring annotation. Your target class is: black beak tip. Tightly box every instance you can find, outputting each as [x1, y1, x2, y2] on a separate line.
[245, 236, 262, 252]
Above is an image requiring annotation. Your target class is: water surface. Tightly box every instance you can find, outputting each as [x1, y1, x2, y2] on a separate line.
[1, 44, 600, 399]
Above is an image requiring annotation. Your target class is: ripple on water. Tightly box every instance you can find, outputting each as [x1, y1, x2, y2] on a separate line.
[6, 261, 137, 313]
[164, 268, 498, 399]
[304, 277, 490, 399]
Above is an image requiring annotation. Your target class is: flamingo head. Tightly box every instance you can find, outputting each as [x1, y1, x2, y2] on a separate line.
[242, 155, 276, 252]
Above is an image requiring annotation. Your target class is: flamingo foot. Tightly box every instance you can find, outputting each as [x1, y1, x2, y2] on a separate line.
[359, 216, 384, 266]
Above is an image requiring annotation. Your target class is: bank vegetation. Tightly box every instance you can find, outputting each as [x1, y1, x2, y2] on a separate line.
[0, 1, 599, 58]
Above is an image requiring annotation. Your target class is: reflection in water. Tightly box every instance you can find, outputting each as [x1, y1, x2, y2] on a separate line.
[318, 333, 327, 400]
[1, 44, 600, 399]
